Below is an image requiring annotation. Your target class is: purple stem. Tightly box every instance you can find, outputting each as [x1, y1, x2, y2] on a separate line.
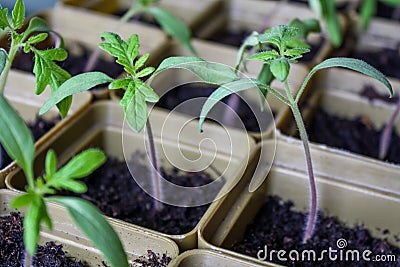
[379, 100, 400, 159]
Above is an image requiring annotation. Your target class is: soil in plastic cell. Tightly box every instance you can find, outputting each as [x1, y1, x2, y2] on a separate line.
[232, 195, 400, 266]
[156, 82, 262, 132]
[0, 116, 59, 169]
[132, 250, 171, 267]
[375, 1, 400, 21]
[308, 107, 400, 164]
[60, 153, 224, 235]
[360, 84, 399, 104]
[351, 46, 400, 80]
[0, 212, 85, 267]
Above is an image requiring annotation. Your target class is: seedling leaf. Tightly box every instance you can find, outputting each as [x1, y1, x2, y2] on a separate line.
[148, 6, 195, 54]
[49, 197, 130, 267]
[153, 56, 238, 84]
[0, 48, 6, 75]
[40, 72, 113, 115]
[11, 0, 24, 29]
[0, 95, 34, 181]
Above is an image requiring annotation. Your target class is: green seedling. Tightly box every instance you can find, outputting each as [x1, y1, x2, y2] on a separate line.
[39, 32, 246, 212]
[84, 0, 195, 72]
[199, 24, 392, 242]
[0, 0, 71, 117]
[360, 0, 400, 30]
[0, 1, 129, 266]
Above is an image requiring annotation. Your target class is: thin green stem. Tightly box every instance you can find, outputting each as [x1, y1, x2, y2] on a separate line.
[0, 37, 18, 94]
[284, 81, 317, 243]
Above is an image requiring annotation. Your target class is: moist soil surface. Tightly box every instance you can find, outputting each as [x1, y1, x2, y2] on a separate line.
[156, 82, 261, 132]
[60, 154, 221, 235]
[0, 212, 85, 267]
[307, 107, 400, 164]
[0, 116, 59, 169]
[351, 46, 400, 80]
[132, 250, 171, 267]
[232, 195, 400, 266]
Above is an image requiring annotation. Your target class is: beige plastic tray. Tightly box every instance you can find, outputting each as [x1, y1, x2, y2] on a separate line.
[0, 70, 92, 186]
[6, 101, 256, 251]
[0, 189, 179, 265]
[198, 140, 400, 266]
[169, 249, 267, 267]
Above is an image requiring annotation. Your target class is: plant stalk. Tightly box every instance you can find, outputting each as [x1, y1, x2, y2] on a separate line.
[0, 37, 18, 94]
[284, 81, 317, 243]
[379, 100, 400, 159]
[84, 6, 140, 72]
[145, 118, 162, 211]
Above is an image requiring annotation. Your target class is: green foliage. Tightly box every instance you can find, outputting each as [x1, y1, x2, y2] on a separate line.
[49, 197, 129, 267]
[0, 0, 72, 116]
[99, 32, 157, 132]
[308, 0, 342, 47]
[360, 0, 400, 30]
[40, 72, 113, 115]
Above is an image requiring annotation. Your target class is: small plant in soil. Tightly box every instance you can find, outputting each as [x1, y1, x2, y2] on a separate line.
[84, 0, 195, 73]
[0, 1, 130, 266]
[199, 24, 392, 243]
[40, 32, 254, 213]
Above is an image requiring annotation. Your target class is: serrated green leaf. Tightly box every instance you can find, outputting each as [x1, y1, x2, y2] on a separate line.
[0, 48, 6, 75]
[153, 56, 238, 84]
[55, 149, 106, 179]
[136, 80, 159, 102]
[33, 48, 70, 97]
[109, 78, 131, 90]
[23, 17, 52, 39]
[27, 32, 48, 45]
[99, 32, 139, 75]
[296, 57, 393, 103]
[0, 95, 34, 181]
[288, 18, 321, 39]
[135, 53, 150, 69]
[11, 192, 34, 209]
[45, 149, 57, 178]
[199, 78, 268, 131]
[270, 58, 290, 82]
[136, 66, 154, 78]
[248, 50, 279, 61]
[126, 90, 147, 132]
[49, 197, 129, 267]
[284, 48, 310, 57]
[40, 72, 113, 115]
[286, 38, 310, 49]
[0, 8, 10, 30]
[148, 7, 196, 54]
[11, 0, 24, 29]
[120, 82, 135, 108]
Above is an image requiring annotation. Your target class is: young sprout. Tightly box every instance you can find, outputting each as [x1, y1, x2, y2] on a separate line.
[84, 0, 195, 72]
[0, 0, 72, 117]
[40, 33, 241, 212]
[0, 1, 129, 266]
[199, 24, 392, 242]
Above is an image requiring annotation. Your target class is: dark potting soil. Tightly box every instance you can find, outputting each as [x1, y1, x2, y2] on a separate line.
[60, 155, 220, 235]
[308, 108, 400, 164]
[375, 1, 400, 21]
[0, 212, 85, 267]
[12, 43, 123, 82]
[0, 116, 59, 169]
[156, 82, 261, 132]
[360, 84, 399, 104]
[351, 47, 400, 80]
[132, 250, 171, 267]
[232, 195, 400, 266]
